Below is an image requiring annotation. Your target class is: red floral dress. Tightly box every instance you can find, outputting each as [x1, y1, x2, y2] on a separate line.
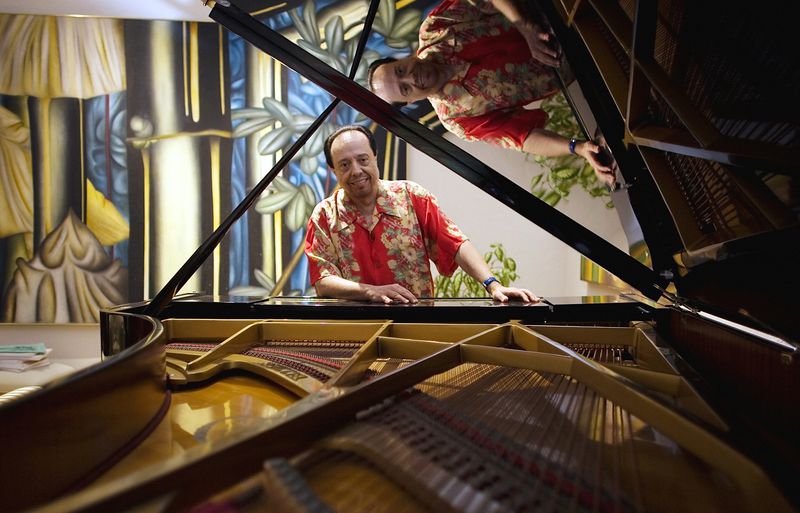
[418, 0, 561, 150]
[305, 181, 467, 297]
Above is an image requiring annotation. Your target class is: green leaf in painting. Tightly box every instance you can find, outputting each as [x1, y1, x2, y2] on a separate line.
[377, 0, 394, 33]
[271, 176, 293, 192]
[257, 127, 292, 155]
[261, 98, 293, 125]
[254, 268, 276, 291]
[302, 0, 320, 45]
[394, 10, 422, 38]
[232, 117, 273, 138]
[300, 183, 317, 206]
[231, 108, 274, 120]
[285, 194, 309, 231]
[325, 16, 343, 55]
[255, 190, 296, 214]
[300, 155, 319, 175]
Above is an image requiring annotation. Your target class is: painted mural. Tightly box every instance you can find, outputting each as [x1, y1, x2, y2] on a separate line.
[0, 0, 445, 322]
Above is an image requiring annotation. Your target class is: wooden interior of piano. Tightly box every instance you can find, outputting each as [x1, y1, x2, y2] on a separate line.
[159, 318, 723, 428]
[14, 315, 791, 513]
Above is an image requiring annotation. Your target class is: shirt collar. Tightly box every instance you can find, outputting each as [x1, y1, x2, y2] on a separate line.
[375, 182, 403, 218]
[333, 180, 401, 232]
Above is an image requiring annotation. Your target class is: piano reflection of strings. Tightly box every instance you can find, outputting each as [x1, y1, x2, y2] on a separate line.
[1, 0, 798, 512]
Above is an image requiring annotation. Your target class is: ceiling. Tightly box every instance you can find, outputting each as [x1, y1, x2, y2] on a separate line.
[0, 0, 213, 22]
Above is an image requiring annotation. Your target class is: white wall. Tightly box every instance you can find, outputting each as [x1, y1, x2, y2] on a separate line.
[0, 324, 101, 392]
[0, 324, 100, 364]
[407, 133, 628, 298]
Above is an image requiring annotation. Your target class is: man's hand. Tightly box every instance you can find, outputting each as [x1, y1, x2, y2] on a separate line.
[515, 20, 560, 67]
[364, 283, 419, 304]
[488, 284, 540, 303]
[575, 141, 616, 189]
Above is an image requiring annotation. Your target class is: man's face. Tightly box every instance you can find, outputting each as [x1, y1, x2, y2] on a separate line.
[329, 130, 380, 202]
[372, 55, 452, 104]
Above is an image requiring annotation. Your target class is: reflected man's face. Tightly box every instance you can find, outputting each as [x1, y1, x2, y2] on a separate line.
[371, 55, 452, 104]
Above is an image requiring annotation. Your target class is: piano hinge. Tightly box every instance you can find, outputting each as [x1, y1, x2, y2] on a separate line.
[656, 285, 799, 354]
[655, 285, 694, 313]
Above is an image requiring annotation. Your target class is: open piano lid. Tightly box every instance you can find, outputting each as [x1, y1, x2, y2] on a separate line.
[152, 0, 800, 343]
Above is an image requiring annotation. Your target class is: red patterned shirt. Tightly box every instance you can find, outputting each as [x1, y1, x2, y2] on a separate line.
[418, 0, 560, 149]
[305, 180, 467, 297]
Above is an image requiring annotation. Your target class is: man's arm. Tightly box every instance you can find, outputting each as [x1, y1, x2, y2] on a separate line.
[454, 241, 539, 303]
[489, 0, 560, 67]
[444, 112, 616, 188]
[315, 276, 418, 304]
[523, 129, 616, 187]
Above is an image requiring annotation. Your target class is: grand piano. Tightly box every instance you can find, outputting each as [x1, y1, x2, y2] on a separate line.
[1, 0, 798, 512]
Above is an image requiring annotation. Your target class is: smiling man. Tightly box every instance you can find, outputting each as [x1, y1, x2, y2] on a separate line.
[304, 125, 538, 304]
[368, 0, 615, 187]
[373, 57, 456, 103]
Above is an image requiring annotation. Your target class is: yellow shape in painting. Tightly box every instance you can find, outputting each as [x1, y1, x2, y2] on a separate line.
[0, 106, 33, 238]
[86, 179, 129, 246]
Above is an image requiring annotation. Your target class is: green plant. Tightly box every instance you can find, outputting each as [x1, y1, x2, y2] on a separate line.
[531, 92, 613, 208]
[434, 243, 519, 298]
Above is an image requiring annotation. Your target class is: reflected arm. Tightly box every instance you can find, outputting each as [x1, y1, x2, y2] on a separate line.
[489, 0, 560, 66]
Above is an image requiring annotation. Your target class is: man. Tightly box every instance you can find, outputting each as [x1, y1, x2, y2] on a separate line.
[304, 125, 538, 304]
[368, 0, 615, 187]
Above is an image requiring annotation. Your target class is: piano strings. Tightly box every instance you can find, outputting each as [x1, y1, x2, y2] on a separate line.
[363, 357, 414, 382]
[561, 343, 637, 366]
[276, 361, 747, 512]
[167, 338, 366, 383]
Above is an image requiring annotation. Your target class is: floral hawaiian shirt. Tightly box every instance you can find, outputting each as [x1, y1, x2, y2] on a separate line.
[305, 180, 467, 297]
[418, 0, 561, 150]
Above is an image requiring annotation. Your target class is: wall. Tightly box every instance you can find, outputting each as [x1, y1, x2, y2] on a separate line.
[408, 133, 629, 298]
[0, 323, 100, 392]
